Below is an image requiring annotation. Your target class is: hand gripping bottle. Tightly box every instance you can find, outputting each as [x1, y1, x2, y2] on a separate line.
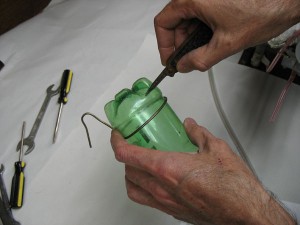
[104, 78, 197, 152]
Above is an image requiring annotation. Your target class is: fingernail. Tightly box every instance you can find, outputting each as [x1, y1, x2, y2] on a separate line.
[184, 118, 197, 127]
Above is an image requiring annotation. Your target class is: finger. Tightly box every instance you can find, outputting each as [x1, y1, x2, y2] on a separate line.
[154, 2, 195, 65]
[155, 25, 175, 66]
[125, 178, 177, 216]
[177, 31, 239, 72]
[111, 130, 185, 185]
[125, 165, 186, 211]
[111, 129, 161, 166]
[175, 20, 196, 48]
[183, 118, 216, 151]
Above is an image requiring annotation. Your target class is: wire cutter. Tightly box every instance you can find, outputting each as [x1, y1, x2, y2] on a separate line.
[146, 20, 213, 95]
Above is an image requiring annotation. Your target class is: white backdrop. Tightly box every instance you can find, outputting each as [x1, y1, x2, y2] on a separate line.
[0, 0, 299, 224]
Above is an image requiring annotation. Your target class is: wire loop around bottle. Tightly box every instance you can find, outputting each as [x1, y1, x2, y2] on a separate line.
[81, 97, 167, 148]
[124, 97, 167, 139]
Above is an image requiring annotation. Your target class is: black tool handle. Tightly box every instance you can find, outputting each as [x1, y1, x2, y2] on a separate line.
[58, 69, 73, 105]
[167, 20, 213, 72]
[10, 161, 25, 209]
[0, 60, 4, 71]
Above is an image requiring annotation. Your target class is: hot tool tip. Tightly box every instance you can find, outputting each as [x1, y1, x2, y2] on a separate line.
[145, 85, 155, 96]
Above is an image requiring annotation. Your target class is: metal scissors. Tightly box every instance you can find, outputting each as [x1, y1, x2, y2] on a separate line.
[146, 20, 213, 95]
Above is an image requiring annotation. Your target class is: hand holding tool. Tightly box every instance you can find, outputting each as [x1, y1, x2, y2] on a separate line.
[10, 122, 26, 209]
[53, 69, 73, 143]
[0, 164, 21, 225]
[146, 20, 213, 95]
[16, 84, 60, 154]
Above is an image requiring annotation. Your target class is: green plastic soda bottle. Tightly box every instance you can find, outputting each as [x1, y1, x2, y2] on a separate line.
[104, 78, 197, 152]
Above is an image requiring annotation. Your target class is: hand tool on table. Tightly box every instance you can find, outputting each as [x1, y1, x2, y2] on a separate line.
[53, 69, 73, 143]
[0, 60, 4, 71]
[16, 84, 60, 155]
[146, 20, 213, 95]
[10, 122, 26, 209]
[0, 164, 21, 225]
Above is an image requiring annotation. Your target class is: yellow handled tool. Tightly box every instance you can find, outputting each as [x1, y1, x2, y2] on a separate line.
[53, 69, 73, 143]
[10, 121, 26, 208]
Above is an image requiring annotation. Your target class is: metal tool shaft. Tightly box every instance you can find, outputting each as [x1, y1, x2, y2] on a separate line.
[53, 103, 63, 143]
[19, 122, 25, 162]
[0, 165, 10, 210]
[16, 84, 60, 154]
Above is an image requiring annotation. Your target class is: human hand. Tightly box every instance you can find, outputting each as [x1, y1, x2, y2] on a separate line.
[111, 118, 296, 225]
[154, 0, 300, 72]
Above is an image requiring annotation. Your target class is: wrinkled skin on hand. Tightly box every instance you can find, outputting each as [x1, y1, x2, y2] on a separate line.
[154, 0, 300, 72]
[111, 118, 296, 225]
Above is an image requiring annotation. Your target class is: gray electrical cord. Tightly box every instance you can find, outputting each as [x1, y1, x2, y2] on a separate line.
[209, 68, 300, 224]
[208, 68, 258, 178]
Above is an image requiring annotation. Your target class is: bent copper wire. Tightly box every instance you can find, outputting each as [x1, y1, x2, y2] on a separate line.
[81, 112, 112, 148]
[266, 29, 300, 122]
[269, 70, 297, 122]
[81, 97, 168, 148]
[123, 97, 167, 139]
[267, 29, 300, 73]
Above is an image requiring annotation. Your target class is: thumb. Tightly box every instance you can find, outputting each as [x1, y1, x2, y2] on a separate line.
[184, 118, 216, 151]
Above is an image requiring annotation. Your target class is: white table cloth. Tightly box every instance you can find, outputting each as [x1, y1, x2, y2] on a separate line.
[0, 0, 299, 224]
